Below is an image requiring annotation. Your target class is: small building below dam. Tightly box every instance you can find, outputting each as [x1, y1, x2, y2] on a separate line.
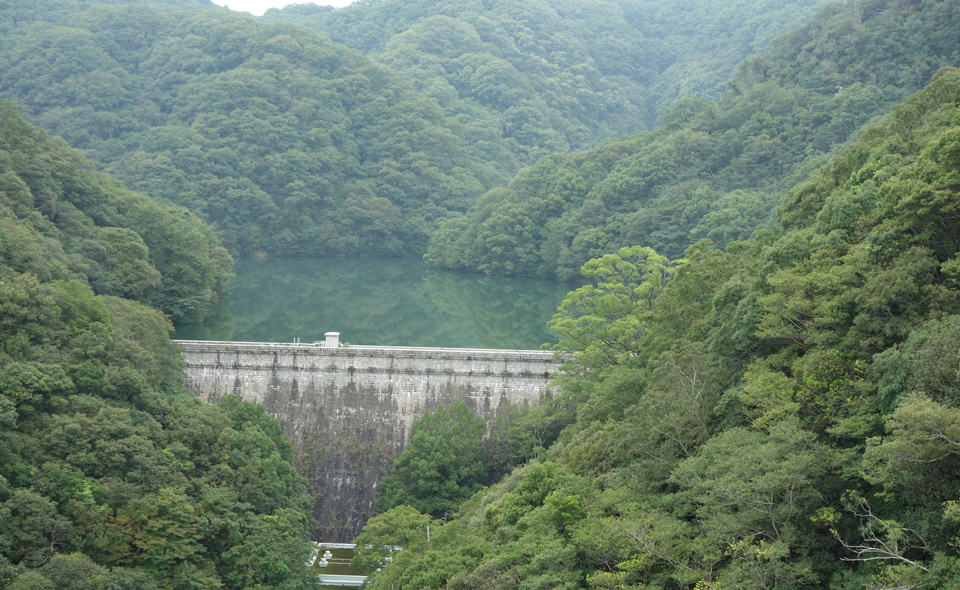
[176, 335, 563, 541]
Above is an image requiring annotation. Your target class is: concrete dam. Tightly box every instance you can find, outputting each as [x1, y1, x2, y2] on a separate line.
[176, 334, 563, 541]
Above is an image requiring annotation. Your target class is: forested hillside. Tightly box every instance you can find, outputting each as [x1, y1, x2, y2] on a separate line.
[354, 66, 960, 590]
[0, 101, 230, 323]
[0, 103, 314, 589]
[0, 0, 832, 260]
[0, 2, 512, 257]
[427, 0, 960, 279]
[0, 0, 212, 41]
[6, 0, 960, 587]
[268, 0, 827, 161]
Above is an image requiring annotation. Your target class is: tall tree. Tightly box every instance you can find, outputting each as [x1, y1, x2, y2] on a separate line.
[377, 401, 489, 518]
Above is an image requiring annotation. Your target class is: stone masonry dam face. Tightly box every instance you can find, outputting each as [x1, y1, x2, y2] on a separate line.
[176, 340, 563, 541]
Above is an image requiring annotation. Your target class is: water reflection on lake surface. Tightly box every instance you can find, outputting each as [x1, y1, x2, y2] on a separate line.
[174, 257, 576, 350]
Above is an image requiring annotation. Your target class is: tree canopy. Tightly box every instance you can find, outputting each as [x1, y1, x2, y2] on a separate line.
[426, 0, 960, 280]
[0, 0, 834, 259]
[268, 0, 827, 157]
[0, 99, 311, 590]
[5, 0, 960, 587]
[0, 101, 230, 324]
[0, 3, 510, 258]
[355, 65, 960, 590]
[377, 400, 490, 519]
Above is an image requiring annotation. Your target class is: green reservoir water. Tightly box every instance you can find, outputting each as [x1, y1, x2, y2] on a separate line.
[174, 257, 576, 349]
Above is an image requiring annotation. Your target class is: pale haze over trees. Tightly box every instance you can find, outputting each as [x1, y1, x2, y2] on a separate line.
[215, 0, 355, 16]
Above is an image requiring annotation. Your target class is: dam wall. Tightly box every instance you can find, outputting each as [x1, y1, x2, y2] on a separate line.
[176, 340, 562, 541]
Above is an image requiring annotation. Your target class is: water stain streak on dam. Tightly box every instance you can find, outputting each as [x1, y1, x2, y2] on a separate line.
[176, 339, 562, 540]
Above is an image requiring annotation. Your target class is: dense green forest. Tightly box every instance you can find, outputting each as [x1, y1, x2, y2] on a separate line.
[354, 66, 960, 590]
[0, 104, 314, 588]
[0, 1, 511, 257]
[427, 0, 960, 279]
[0, 0, 829, 259]
[267, 0, 827, 158]
[0, 101, 230, 324]
[5, 0, 960, 588]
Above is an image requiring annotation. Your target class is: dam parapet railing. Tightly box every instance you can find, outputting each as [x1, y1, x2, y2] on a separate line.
[173, 338, 563, 358]
[173, 339, 564, 378]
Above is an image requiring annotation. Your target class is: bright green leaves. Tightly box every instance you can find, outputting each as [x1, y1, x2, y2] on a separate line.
[482, 462, 572, 532]
[94, 227, 162, 300]
[0, 102, 230, 325]
[0, 274, 65, 359]
[717, 537, 816, 590]
[377, 401, 490, 519]
[550, 246, 675, 371]
[579, 507, 698, 589]
[739, 357, 799, 429]
[351, 505, 436, 573]
[757, 238, 858, 350]
[0, 362, 72, 419]
[581, 246, 674, 312]
[53, 280, 109, 342]
[864, 394, 960, 502]
[127, 488, 203, 571]
[672, 421, 833, 547]
[0, 88, 305, 590]
[0, 489, 75, 568]
[355, 51, 960, 590]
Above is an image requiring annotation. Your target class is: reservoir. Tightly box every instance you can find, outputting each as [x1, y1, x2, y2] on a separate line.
[174, 257, 576, 349]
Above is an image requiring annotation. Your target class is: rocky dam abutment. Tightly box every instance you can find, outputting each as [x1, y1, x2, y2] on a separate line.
[176, 338, 563, 540]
